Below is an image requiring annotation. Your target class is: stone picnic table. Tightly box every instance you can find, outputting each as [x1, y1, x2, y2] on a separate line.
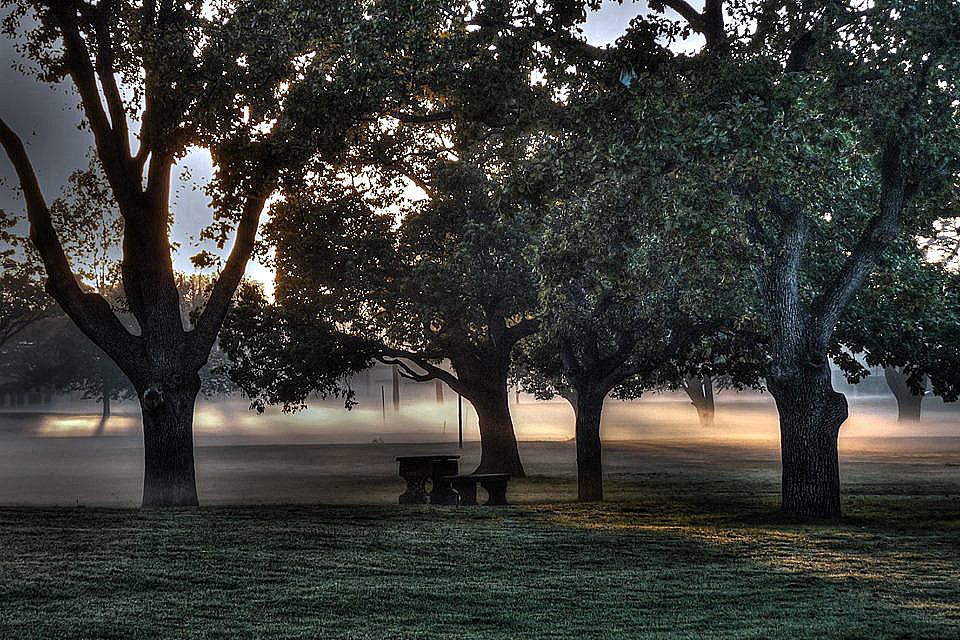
[396, 455, 510, 506]
[396, 455, 460, 504]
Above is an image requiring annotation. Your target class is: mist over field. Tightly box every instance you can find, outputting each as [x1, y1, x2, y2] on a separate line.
[3, 381, 958, 507]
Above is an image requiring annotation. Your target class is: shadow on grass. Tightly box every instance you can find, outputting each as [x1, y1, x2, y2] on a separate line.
[0, 494, 957, 639]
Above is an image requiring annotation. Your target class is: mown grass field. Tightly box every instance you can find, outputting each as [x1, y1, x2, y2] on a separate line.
[1, 449, 958, 640]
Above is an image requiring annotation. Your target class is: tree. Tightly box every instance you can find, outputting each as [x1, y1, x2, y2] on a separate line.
[833, 241, 960, 424]
[667, 1, 960, 517]
[0, 0, 466, 506]
[510, 86, 764, 500]
[516, 169, 762, 500]
[3, 272, 238, 434]
[534, 0, 960, 515]
[219, 1, 579, 477]
[2, 313, 134, 432]
[883, 366, 925, 423]
[226, 154, 541, 476]
[0, 210, 50, 348]
[681, 375, 715, 427]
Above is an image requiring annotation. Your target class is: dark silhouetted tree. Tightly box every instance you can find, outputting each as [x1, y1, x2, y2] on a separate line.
[0, 0, 466, 505]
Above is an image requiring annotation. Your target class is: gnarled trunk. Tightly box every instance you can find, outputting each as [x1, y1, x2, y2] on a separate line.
[768, 358, 845, 519]
[572, 390, 605, 502]
[139, 376, 200, 507]
[884, 366, 923, 424]
[471, 386, 525, 477]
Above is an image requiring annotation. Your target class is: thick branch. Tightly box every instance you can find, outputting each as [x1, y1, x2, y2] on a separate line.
[468, 15, 609, 64]
[190, 188, 273, 367]
[659, 0, 706, 34]
[0, 116, 141, 367]
[379, 357, 435, 383]
[56, 7, 140, 209]
[91, 7, 131, 160]
[378, 348, 468, 396]
[652, 0, 726, 53]
[503, 316, 540, 344]
[812, 140, 907, 336]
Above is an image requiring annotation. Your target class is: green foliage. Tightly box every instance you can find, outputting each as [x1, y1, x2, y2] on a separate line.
[217, 1, 566, 407]
[218, 282, 372, 412]
[834, 241, 960, 400]
[0, 209, 50, 348]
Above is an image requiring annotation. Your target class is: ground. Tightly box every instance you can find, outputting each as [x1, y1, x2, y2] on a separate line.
[0, 433, 958, 639]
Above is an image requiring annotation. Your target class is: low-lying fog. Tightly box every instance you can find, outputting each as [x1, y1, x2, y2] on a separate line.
[5, 388, 960, 444]
[1, 384, 958, 506]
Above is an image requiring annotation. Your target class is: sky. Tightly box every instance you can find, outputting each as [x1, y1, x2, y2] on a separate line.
[0, 1, 695, 287]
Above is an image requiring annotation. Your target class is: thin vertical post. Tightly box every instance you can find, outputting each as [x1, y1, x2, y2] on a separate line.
[392, 365, 400, 412]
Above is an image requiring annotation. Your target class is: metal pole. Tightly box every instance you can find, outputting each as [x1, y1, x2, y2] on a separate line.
[381, 385, 386, 424]
[458, 393, 463, 449]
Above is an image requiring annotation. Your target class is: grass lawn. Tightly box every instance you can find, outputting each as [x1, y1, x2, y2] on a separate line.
[1, 466, 958, 639]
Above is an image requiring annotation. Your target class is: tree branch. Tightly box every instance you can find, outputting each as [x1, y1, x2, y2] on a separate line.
[503, 316, 540, 344]
[190, 186, 274, 367]
[56, 6, 140, 209]
[0, 116, 141, 368]
[378, 348, 468, 395]
[658, 0, 706, 34]
[379, 357, 435, 383]
[90, 5, 131, 160]
[811, 139, 907, 337]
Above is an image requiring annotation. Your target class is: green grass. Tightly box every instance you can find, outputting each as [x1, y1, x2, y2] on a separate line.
[1, 473, 958, 639]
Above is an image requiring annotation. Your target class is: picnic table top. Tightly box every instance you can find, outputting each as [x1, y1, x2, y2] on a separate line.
[395, 455, 461, 462]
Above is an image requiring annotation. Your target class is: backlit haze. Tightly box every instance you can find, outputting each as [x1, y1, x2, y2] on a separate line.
[1, 2, 958, 507]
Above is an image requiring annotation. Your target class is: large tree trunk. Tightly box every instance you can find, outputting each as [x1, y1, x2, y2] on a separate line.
[883, 366, 923, 423]
[768, 359, 846, 519]
[572, 390, 605, 502]
[684, 375, 715, 427]
[140, 377, 200, 507]
[470, 386, 525, 477]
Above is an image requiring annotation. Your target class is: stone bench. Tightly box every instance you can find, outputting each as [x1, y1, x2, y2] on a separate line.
[443, 473, 510, 506]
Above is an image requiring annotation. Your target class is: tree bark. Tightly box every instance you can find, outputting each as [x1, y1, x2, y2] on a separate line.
[470, 386, 525, 477]
[140, 377, 200, 507]
[768, 358, 845, 519]
[572, 390, 605, 502]
[684, 375, 715, 427]
[883, 366, 923, 423]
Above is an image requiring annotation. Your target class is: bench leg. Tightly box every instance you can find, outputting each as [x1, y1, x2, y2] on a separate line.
[430, 477, 459, 506]
[480, 480, 508, 506]
[399, 473, 429, 504]
[454, 481, 479, 506]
